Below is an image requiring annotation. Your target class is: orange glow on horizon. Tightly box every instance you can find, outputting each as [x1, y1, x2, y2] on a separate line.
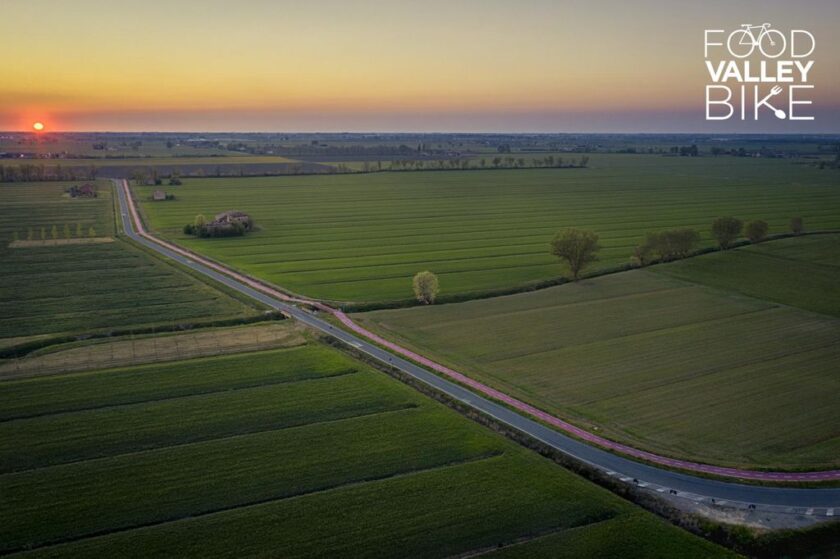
[1, 1, 837, 132]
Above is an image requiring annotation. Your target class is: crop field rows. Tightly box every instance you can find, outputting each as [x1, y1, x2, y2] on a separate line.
[0, 322, 307, 379]
[0, 181, 113, 240]
[354, 236, 840, 470]
[0, 344, 730, 558]
[0, 182, 255, 342]
[0, 243, 250, 339]
[136, 156, 840, 302]
[656, 234, 840, 317]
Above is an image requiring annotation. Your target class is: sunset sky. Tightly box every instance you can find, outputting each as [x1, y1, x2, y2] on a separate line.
[2, 0, 838, 132]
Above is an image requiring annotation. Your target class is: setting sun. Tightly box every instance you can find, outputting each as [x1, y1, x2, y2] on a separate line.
[32, 121, 45, 131]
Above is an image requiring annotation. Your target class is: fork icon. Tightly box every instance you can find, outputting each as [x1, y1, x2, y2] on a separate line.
[757, 86, 786, 119]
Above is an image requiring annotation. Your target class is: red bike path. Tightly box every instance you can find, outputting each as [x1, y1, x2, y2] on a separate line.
[119, 179, 840, 483]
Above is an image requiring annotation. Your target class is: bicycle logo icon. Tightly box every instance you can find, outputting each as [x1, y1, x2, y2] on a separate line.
[728, 23, 786, 58]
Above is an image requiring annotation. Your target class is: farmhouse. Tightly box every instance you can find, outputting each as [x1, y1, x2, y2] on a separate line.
[68, 184, 97, 198]
[213, 210, 253, 230]
[153, 190, 167, 201]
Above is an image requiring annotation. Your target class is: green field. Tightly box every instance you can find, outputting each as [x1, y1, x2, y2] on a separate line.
[354, 237, 840, 470]
[135, 155, 840, 303]
[655, 234, 840, 317]
[0, 344, 731, 558]
[0, 182, 255, 344]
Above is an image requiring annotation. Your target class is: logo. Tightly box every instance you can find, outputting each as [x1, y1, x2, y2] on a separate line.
[704, 24, 816, 121]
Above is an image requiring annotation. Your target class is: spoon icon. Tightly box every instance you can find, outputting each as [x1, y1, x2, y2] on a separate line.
[764, 86, 786, 119]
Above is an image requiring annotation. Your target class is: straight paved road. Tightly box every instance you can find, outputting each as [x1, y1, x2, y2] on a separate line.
[114, 180, 840, 512]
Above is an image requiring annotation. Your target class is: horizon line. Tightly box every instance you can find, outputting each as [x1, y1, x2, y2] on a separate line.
[4, 130, 840, 136]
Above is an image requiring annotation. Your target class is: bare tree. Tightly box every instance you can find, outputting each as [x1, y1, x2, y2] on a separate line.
[640, 229, 700, 262]
[711, 217, 743, 249]
[745, 220, 769, 243]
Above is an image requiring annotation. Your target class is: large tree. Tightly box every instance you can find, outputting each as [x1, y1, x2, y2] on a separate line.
[711, 217, 743, 250]
[550, 229, 600, 280]
[412, 271, 440, 305]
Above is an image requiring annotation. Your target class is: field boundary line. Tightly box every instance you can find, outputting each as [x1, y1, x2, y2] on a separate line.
[2, 451, 504, 556]
[0, 368, 359, 423]
[451, 515, 620, 559]
[2, 403, 422, 478]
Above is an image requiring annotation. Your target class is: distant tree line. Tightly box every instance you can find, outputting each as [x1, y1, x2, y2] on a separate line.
[132, 169, 182, 186]
[11, 223, 98, 242]
[668, 145, 700, 157]
[225, 142, 449, 158]
[385, 155, 589, 172]
[0, 164, 98, 182]
[816, 145, 840, 170]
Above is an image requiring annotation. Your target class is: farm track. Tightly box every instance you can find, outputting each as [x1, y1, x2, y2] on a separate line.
[115, 179, 840, 510]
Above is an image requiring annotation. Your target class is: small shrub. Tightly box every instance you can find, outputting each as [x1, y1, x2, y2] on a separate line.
[413, 271, 440, 304]
[791, 216, 804, 235]
[637, 228, 700, 262]
[745, 220, 769, 243]
[632, 244, 654, 267]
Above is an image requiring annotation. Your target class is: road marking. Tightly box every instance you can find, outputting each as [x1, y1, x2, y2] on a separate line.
[605, 471, 616, 476]
[827, 508, 834, 517]
[619, 476, 631, 482]
[637, 482, 649, 488]
[716, 500, 727, 506]
[806, 508, 814, 515]
[656, 488, 666, 493]
[348, 341, 363, 349]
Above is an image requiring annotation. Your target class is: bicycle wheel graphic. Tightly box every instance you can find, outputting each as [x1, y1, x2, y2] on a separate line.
[758, 29, 786, 58]
[727, 29, 754, 58]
